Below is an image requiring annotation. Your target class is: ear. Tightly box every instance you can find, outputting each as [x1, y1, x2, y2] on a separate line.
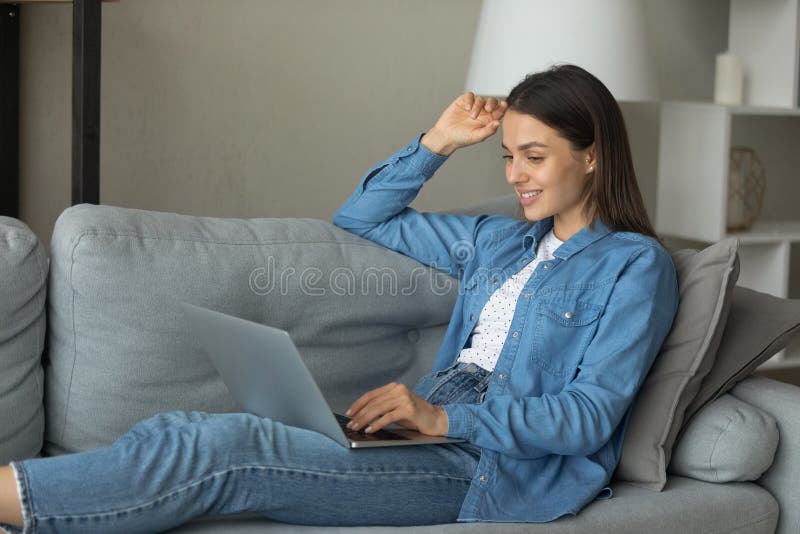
[584, 144, 597, 175]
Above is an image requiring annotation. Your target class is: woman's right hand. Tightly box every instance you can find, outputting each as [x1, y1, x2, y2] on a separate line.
[421, 92, 508, 157]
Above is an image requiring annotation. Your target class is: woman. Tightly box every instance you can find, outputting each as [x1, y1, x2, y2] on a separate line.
[0, 65, 678, 532]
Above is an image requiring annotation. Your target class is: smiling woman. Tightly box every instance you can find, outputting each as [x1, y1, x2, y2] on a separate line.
[330, 64, 679, 522]
[0, 64, 679, 532]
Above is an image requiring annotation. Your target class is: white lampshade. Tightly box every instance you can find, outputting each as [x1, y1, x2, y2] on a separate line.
[465, 0, 659, 101]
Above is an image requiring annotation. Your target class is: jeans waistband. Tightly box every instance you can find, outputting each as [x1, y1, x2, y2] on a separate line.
[436, 360, 490, 377]
[435, 361, 493, 395]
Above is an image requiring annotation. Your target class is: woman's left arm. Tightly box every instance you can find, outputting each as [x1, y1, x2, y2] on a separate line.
[443, 244, 680, 459]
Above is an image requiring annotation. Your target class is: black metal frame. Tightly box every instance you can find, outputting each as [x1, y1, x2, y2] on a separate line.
[0, 0, 101, 219]
[0, 5, 20, 218]
[72, 0, 101, 206]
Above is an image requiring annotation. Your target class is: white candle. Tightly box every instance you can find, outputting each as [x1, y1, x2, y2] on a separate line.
[714, 52, 744, 106]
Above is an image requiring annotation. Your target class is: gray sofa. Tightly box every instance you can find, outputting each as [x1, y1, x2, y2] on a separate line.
[1, 200, 799, 534]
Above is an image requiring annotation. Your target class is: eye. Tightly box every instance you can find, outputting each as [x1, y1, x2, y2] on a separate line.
[501, 155, 512, 160]
[528, 156, 543, 162]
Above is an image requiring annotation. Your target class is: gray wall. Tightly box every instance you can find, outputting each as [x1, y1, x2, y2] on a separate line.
[18, 0, 729, 249]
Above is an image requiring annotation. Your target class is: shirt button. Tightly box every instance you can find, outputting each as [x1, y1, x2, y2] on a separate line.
[479, 475, 487, 483]
[469, 313, 475, 321]
[512, 331, 519, 338]
[492, 279, 499, 285]
[543, 264, 549, 270]
[498, 373, 506, 380]
[564, 311, 574, 319]
[523, 293, 531, 298]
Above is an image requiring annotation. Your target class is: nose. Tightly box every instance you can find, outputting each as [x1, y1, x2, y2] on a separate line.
[506, 157, 527, 185]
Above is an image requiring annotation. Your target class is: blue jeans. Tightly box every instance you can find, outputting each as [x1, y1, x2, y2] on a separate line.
[4, 363, 490, 533]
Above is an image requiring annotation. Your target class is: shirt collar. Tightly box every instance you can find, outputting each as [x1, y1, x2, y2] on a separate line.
[522, 217, 612, 260]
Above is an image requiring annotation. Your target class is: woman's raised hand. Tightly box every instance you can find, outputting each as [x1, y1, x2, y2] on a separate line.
[421, 92, 508, 157]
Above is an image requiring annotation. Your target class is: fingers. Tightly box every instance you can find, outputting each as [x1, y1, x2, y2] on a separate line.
[469, 95, 485, 119]
[470, 118, 502, 144]
[346, 382, 398, 418]
[483, 97, 508, 121]
[352, 396, 406, 433]
[464, 93, 507, 121]
[432, 92, 506, 153]
[461, 91, 475, 112]
[365, 410, 406, 434]
[346, 382, 446, 435]
[492, 99, 509, 120]
[347, 382, 414, 432]
[347, 383, 406, 430]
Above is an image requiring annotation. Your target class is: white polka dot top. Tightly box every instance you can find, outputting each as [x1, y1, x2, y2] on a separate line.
[457, 229, 563, 372]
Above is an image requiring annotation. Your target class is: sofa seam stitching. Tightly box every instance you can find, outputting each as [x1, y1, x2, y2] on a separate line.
[707, 413, 736, 483]
[57, 231, 89, 444]
[32, 238, 47, 419]
[56, 229, 400, 248]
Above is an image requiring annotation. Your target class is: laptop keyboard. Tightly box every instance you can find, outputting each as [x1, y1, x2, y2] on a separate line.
[334, 413, 410, 442]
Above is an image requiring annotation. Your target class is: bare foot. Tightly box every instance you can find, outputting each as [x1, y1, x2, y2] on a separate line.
[0, 466, 23, 528]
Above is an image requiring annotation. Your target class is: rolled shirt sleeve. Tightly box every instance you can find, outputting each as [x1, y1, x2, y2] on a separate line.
[332, 135, 494, 279]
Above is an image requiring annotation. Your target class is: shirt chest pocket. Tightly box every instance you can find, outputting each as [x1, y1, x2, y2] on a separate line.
[532, 298, 603, 377]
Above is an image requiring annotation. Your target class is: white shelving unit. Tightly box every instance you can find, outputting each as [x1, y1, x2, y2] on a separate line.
[655, 0, 800, 369]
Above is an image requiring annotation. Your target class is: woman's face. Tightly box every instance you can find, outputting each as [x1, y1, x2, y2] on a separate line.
[501, 110, 595, 240]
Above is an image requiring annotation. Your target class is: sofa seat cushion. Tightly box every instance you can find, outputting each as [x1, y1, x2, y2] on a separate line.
[169, 476, 777, 533]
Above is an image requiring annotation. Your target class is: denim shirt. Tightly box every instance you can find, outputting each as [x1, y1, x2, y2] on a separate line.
[332, 135, 679, 523]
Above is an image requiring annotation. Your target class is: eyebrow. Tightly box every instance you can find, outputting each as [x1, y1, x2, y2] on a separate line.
[501, 141, 549, 151]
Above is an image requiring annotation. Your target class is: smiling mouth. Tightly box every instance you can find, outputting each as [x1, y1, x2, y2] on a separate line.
[519, 190, 542, 199]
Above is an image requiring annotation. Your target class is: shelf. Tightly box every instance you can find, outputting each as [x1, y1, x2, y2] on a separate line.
[662, 101, 800, 118]
[729, 105, 800, 117]
[656, 1, 800, 371]
[727, 221, 800, 243]
[656, 101, 800, 244]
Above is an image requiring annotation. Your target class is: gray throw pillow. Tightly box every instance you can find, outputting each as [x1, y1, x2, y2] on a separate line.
[681, 286, 800, 427]
[0, 217, 47, 463]
[615, 239, 740, 491]
[668, 394, 778, 482]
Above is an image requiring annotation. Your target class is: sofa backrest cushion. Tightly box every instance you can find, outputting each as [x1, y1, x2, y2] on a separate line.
[44, 205, 459, 454]
[0, 217, 46, 463]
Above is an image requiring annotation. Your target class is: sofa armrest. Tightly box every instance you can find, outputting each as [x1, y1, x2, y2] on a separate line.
[731, 375, 800, 534]
[0, 217, 46, 462]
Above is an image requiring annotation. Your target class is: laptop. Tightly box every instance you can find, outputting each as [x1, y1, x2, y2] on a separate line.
[181, 303, 464, 448]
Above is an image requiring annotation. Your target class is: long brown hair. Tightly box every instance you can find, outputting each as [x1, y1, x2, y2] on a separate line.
[506, 64, 657, 239]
